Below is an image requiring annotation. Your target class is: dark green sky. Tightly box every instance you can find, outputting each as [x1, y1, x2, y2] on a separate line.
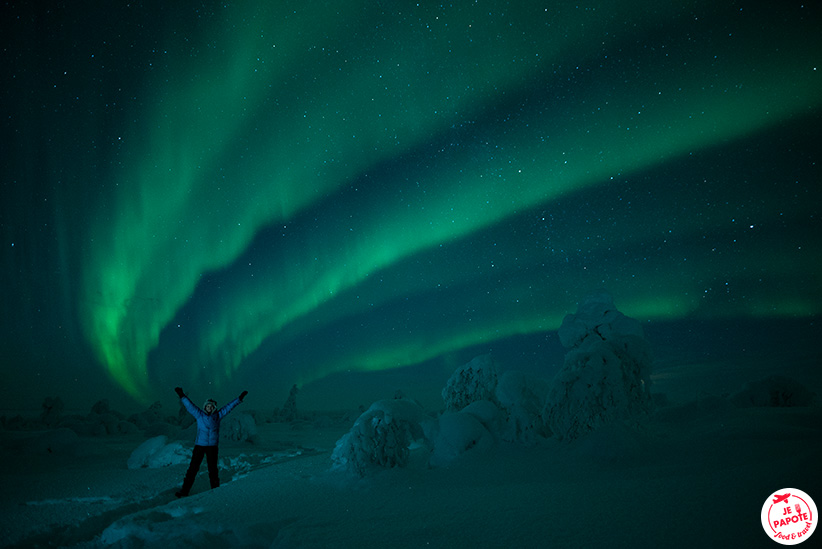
[2, 1, 820, 411]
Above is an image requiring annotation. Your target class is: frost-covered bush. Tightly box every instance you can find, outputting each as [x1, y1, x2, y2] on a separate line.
[729, 375, 816, 408]
[557, 291, 645, 349]
[331, 399, 426, 477]
[277, 384, 300, 422]
[221, 412, 257, 443]
[545, 339, 633, 440]
[442, 356, 551, 445]
[495, 371, 551, 444]
[442, 354, 499, 413]
[127, 435, 189, 469]
[544, 292, 653, 441]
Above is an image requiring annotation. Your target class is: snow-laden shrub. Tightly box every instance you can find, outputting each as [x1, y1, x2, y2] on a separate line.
[442, 356, 551, 445]
[221, 412, 257, 443]
[331, 399, 426, 477]
[495, 370, 551, 444]
[544, 292, 653, 441]
[557, 290, 645, 349]
[277, 384, 300, 422]
[127, 435, 189, 469]
[442, 354, 499, 412]
[729, 375, 816, 408]
[545, 338, 631, 440]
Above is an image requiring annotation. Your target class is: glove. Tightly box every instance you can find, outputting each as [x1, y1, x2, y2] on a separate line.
[175, 387, 185, 398]
[239, 390, 248, 402]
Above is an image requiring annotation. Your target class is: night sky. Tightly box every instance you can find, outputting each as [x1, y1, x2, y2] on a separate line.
[2, 1, 820, 412]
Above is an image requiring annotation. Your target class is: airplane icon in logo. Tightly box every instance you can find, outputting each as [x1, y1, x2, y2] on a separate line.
[773, 493, 791, 505]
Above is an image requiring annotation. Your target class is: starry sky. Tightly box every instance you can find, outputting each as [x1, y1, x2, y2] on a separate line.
[2, 1, 820, 412]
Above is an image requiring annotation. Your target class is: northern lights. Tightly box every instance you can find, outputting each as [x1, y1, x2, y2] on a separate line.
[2, 2, 821, 410]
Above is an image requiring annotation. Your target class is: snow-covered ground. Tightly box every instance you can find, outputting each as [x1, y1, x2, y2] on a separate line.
[2, 381, 820, 548]
[3, 298, 821, 547]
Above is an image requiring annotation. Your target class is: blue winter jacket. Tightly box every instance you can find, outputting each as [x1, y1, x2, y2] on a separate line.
[181, 396, 241, 447]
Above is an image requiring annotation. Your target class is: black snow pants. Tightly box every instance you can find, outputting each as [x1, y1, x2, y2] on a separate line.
[179, 445, 219, 495]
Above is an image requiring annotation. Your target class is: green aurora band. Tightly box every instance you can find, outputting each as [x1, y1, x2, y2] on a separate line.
[77, 2, 821, 402]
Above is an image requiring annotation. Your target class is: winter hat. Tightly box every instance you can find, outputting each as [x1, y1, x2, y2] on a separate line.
[204, 398, 218, 410]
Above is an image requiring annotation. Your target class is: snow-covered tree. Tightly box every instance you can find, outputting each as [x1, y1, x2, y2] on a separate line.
[331, 399, 427, 477]
[544, 292, 653, 441]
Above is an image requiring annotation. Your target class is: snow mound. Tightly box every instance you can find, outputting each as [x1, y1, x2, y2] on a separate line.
[100, 507, 230, 547]
[460, 400, 502, 432]
[127, 435, 190, 469]
[28, 428, 82, 456]
[429, 411, 494, 467]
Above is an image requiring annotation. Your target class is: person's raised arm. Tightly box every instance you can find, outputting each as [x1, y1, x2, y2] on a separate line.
[217, 391, 247, 419]
[176, 387, 202, 417]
